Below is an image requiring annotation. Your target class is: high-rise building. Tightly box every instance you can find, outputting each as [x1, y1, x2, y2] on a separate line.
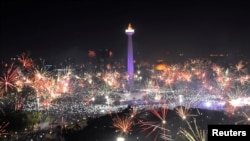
[125, 23, 135, 91]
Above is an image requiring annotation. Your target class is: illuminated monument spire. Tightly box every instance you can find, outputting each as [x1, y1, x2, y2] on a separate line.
[125, 23, 135, 91]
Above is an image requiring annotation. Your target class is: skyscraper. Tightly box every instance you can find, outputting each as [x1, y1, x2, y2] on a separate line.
[125, 23, 135, 91]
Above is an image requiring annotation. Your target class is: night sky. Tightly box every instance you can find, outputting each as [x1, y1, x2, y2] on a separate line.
[1, 0, 250, 62]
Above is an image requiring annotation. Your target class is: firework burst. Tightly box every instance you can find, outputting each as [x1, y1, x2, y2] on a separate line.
[235, 111, 250, 125]
[0, 122, 9, 135]
[175, 106, 197, 120]
[17, 52, 33, 68]
[178, 118, 207, 141]
[112, 113, 134, 136]
[138, 106, 172, 141]
[0, 64, 19, 96]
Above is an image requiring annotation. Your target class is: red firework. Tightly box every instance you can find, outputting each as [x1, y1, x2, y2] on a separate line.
[88, 50, 96, 58]
[0, 64, 19, 96]
[138, 106, 171, 141]
[0, 122, 9, 135]
[17, 52, 33, 68]
[112, 114, 134, 136]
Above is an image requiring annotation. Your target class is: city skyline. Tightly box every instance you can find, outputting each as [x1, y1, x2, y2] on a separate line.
[1, 1, 250, 61]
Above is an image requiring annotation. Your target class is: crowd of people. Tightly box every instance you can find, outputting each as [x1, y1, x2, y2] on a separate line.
[2, 87, 247, 141]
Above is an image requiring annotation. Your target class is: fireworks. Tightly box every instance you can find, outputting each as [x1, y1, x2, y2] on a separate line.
[235, 112, 250, 125]
[0, 51, 249, 140]
[88, 50, 96, 58]
[112, 114, 134, 136]
[138, 106, 171, 141]
[178, 118, 207, 141]
[17, 52, 33, 68]
[0, 63, 19, 96]
[0, 52, 249, 112]
[0, 122, 9, 135]
[175, 106, 197, 120]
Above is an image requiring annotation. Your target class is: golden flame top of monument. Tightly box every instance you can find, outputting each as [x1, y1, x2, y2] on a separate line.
[125, 23, 134, 33]
[128, 23, 133, 30]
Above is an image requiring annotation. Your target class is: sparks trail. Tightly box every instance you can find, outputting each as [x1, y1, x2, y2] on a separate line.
[137, 106, 172, 141]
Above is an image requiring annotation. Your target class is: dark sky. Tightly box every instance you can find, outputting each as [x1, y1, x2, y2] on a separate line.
[1, 0, 250, 61]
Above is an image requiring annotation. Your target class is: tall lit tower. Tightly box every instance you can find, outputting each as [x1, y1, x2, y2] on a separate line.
[125, 23, 135, 91]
